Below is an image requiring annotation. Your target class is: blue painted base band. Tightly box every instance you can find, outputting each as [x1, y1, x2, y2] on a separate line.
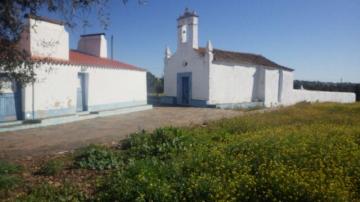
[215, 102, 264, 109]
[24, 100, 148, 119]
[160, 96, 264, 109]
[88, 100, 147, 112]
[160, 96, 177, 105]
[190, 99, 214, 108]
[24, 107, 76, 120]
[160, 96, 210, 107]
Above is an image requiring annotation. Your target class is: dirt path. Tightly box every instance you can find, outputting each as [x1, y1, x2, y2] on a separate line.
[0, 107, 244, 160]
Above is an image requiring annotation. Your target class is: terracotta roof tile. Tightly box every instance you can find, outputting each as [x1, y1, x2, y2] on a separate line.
[32, 50, 145, 72]
[196, 48, 293, 71]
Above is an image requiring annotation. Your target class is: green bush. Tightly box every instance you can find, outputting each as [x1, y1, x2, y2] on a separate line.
[74, 144, 123, 170]
[18, 182, 86, 202]
[0, 160, 22, 174]
[0, 160, 22, 198]
[123, 127, 189, 160]
[37, 159, 65, 176]
[94, 103, 360, 201]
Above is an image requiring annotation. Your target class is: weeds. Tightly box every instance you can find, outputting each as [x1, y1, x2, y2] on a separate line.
[74, 144, 123, 170]
[123, 127, 190, 160]
[37, 159, 65, 176]
[0, 160, 22, 198]
[18, 182, 87, 202]
[95, 102, 360, 201]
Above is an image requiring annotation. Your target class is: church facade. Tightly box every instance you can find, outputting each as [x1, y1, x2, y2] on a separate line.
[163, 9, 355, 108]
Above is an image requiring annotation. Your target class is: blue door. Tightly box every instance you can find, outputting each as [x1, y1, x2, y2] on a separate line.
[76, 73, 88, 112]
[181, 77, 190, 105]
[177, 72, 192, 105]
[0, 79, 22, 122]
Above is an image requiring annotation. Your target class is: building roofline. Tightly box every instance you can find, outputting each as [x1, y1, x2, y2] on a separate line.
[31, 50, 146, 72]
[26, 14, 65, 25]
[196, 47, 294, 72]
[80, 33, 106, 37]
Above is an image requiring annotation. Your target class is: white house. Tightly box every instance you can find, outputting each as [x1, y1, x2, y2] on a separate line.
[0, 15, 148, 122]
[163, 9, 356, 108]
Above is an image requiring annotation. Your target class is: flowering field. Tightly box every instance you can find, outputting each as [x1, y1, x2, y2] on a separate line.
[1, 102, 360, 201]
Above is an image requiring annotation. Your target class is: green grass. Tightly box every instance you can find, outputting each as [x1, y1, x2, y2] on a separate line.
[0, 160, 22, 198]
[7, 102, 360, 201]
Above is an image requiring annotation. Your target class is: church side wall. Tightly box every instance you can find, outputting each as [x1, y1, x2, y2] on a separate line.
[164, 49, 209, 102]
[208, 62, 259, 105]
[23, 64, 147, 119]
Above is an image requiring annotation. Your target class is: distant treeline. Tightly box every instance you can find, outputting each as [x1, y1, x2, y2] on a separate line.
[147, 72, 164, 95]
[294, 80, 360, 101]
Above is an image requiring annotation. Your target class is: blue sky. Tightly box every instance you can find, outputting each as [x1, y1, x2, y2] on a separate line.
[49, 0, 360, 82]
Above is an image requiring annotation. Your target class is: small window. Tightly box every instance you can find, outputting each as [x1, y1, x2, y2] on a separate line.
[0, 77, 15, 93]
[181, 25, 187, 43]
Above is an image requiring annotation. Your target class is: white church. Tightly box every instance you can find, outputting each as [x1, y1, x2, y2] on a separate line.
[163, 9, 355, 108]
[0, 15, 148, 122]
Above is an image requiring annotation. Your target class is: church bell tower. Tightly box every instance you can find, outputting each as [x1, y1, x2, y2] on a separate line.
[177, 8, 199, 50]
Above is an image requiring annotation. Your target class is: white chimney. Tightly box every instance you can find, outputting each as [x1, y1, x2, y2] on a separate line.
[18, 15, 70, 60]
[77, 33, 107, 58]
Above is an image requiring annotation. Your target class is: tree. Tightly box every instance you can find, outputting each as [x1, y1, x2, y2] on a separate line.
[146, 72, 163, 95]
[0, 0, 146, 88]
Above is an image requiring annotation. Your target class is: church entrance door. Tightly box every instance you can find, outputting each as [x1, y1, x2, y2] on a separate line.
[176, 72, 192, 106]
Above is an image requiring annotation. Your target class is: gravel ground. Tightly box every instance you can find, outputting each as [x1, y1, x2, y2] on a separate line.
[0, 106, 245, 160]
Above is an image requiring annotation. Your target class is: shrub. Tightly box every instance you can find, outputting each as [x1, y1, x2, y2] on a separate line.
[0, 160, 22, 198]
[123, 127, 189, 160]
[0, 160, 22, 174]
[37, 159, 65, 176]
[18, 182, 86, 202]
[74, 144, 123, 170]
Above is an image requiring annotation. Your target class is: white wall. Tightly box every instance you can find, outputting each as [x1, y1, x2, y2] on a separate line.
[278, 70, 356, 105]
[164, 48, 209, 101]
[208, 62, 261, 104]
[287, 89, 355, 105]
[87, 68, 146, 107]
[23, 64, 78, 119]
[279, 70, 294, 105]
[23, 63, 147, 119]
[264, 69, 280, 107]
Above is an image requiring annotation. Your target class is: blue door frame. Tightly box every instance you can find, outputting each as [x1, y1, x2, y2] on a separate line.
[177, 72, 192, 105]
[76, 73, 89, 112]
[0, 76, 22, 122]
